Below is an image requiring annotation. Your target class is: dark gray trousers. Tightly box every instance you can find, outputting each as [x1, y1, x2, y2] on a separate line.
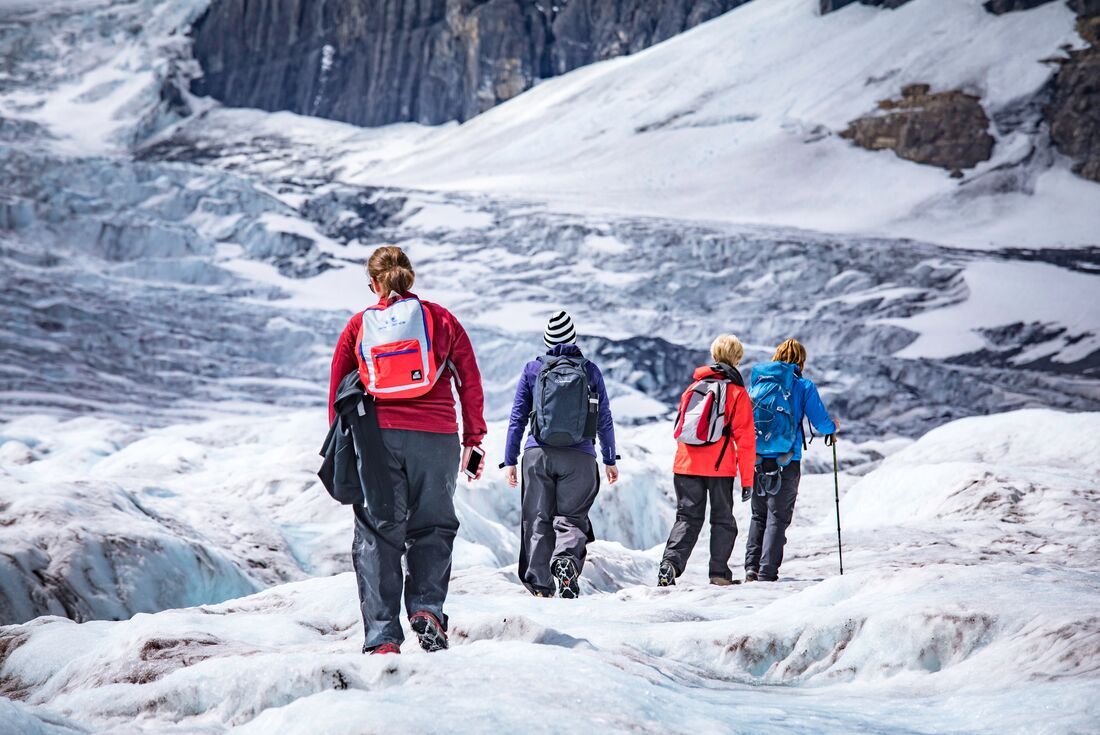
[744, 460, 801, 581]
[352, 429, 460, 649]
[519, 447, 600, 595]
[661, 474, 737, 581]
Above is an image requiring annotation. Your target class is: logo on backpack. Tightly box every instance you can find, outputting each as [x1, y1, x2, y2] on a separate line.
[355, 297, 438, 400]
[749, 361, 799, 461]
[531, 356, 598, 446]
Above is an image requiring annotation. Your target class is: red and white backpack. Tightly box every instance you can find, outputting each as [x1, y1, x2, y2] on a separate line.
[355, 296, 439, 399]
[673, 378, 728, 445]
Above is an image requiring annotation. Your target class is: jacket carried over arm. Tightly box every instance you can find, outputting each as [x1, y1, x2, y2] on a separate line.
[327, 292, 487, 447]
[504, 344, 616, 467]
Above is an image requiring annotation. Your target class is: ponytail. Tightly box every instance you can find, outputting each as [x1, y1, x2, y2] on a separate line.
[367, 246, 415, 297]
[772, 338, 807, 372]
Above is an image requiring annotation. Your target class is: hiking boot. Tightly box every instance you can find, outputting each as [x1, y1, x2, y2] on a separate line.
[744, 570, 759, 583]
[409, 611, 448, 652]
[531, 589, 552, 598]
[657, 560, 677, 587]
[368, 642, 401, 655]
[710, 576, 739, 586]
[551, 558, 581, 599]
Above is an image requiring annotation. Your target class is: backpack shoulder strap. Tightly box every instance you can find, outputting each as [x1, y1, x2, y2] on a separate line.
[714, 424, 733, 471]
[675, 380, 700, 420]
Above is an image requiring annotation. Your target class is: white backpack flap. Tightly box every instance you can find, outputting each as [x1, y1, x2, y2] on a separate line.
[674, 379, 727, 445]
[356, 297, 439, 399]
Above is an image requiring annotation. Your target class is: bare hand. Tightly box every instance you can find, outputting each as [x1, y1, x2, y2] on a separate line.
[504, 465, 518, 488]
[605, 464, 619, 485]
[461, 446, 485, 483]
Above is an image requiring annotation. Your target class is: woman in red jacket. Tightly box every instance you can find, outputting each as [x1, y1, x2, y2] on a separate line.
[658, 334, 755, 587]
[328, 246, 486, 655]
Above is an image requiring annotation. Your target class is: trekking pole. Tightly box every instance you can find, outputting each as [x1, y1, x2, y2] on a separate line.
[827, 434, 844, 575]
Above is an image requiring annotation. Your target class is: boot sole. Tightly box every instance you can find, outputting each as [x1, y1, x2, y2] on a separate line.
[410, 616, 448, 652]
[552, 559, 580, 599]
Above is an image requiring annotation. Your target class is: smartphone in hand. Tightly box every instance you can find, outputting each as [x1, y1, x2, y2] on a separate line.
[462, 446, 485, 479]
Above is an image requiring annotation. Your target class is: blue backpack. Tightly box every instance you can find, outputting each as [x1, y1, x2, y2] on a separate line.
[749, 361, 799, 461]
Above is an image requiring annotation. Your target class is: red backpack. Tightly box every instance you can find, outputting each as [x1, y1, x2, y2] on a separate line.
[674, 378, 729, 446]
[354, 296, 439, 399]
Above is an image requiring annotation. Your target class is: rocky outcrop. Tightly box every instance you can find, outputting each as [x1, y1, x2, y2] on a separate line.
[831, 2, 1099, 184]
[1048, 4, 1100, 182]
[547, 0, 741, 74]
[983, 0, 1058, 13]
[840, 84, 995, 174]
[824, 0, 1061, 15]
[819, 0, 912, 14]
[189, 0, 746, 127]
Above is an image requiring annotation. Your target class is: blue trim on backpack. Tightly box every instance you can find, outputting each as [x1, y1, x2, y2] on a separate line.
[374, 348, 419, 358]
[390, 296, 432, 352]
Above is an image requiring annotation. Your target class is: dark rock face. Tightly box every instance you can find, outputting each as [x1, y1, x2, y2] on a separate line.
[1071, 0, 1100, 15]
[819, 0, 912, 14]
[547, 0, 740, 74]
[190, 0, 746, 127]
[823, 0, 1064, 15]
[1048, 8, 1100, 182]
[982, 0, 1058, 13]
[840, 84, 995, 173]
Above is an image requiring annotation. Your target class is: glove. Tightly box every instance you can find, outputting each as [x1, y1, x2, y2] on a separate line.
[741, 486, 752, 502]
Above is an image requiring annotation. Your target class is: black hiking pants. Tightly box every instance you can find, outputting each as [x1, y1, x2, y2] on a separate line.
[352, 429, 460, 650]
[661, 474, 738, 581]
[744, 460, 801, 581]
[519, 447, 600, 595]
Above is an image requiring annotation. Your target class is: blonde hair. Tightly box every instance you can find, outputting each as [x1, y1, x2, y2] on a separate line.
[772, 338, 807, 372]
[710, 334, 744, 367]
[367, 246, 415, 297]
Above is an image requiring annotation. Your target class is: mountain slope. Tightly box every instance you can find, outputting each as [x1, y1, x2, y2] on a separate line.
[1, 1, 1099, 732]
[353, 0, 1099, 249]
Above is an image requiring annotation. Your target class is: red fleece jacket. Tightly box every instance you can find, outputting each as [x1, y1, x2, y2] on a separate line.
[673, 365, 756, 484]
[328, 293, 487, 447]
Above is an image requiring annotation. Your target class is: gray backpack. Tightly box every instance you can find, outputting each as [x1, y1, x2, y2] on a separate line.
[531, 356, 598, 446]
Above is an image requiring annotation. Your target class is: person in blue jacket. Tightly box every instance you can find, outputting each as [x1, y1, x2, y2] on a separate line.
[503, 311, 618, 598]
[745, 338, 839, 582]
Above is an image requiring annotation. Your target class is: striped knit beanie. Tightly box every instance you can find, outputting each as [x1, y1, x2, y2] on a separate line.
[543, 310, 577, 349]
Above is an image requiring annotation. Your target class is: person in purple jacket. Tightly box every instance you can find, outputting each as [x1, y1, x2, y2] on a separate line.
[503, 311, 618, 598]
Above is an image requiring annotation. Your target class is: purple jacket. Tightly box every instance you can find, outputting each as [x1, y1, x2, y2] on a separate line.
[504, 344, 616, 466]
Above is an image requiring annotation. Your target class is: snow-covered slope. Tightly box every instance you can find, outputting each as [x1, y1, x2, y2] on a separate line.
[0, 407, 676, 624]
[2, 410, 1098, 734]
[1, 0, 1099, 732]
[353, 0, 1099, 250]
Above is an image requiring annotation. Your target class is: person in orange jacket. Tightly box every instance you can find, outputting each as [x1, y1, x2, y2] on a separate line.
[658, 334, 756, 586]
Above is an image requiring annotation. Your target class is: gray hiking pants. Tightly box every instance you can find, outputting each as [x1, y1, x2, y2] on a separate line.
[662, 474, 738, 581]
[744, 460, 801, 581]
[352, 429, 460, 649]
[519, 447, 600, 595]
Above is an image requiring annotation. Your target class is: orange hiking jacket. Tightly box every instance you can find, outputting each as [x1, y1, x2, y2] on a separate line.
[673, 365, 756, 484]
